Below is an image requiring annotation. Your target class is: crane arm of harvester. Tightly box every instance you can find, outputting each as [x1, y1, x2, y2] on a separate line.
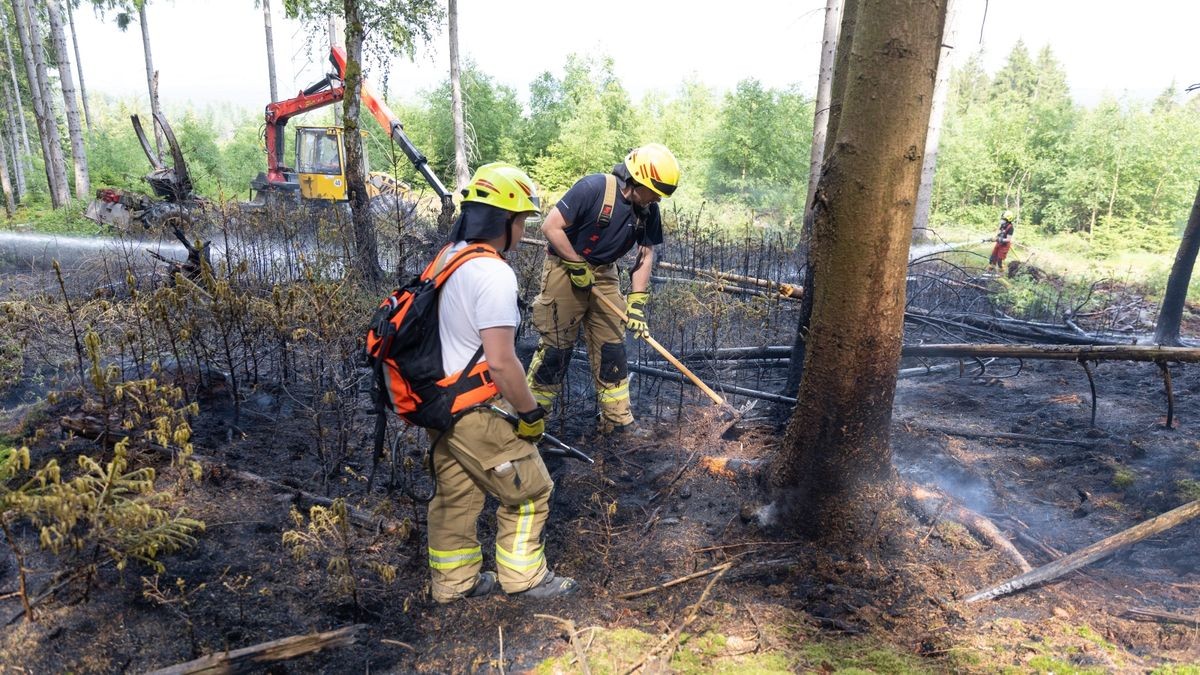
[261, 46, 454, 214]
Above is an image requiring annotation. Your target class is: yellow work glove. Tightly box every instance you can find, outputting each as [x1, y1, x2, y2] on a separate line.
[626, 291, 650, 337]
[516, 407, 546, 443]
[561, 260, 594, 291]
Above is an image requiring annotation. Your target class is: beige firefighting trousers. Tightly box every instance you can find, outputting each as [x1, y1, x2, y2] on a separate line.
[426, 406, 553, 603]
[528, 257, 634, 431]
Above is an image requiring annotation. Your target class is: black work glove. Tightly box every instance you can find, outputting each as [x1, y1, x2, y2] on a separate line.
[516, 406, 546, 443]
[561, 260, 594, 292]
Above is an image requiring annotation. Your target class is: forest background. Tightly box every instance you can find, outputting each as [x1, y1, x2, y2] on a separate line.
[7, 5, 1200, 300]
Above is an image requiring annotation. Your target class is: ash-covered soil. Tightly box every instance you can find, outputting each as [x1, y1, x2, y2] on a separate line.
[2, 354, 1198, 673]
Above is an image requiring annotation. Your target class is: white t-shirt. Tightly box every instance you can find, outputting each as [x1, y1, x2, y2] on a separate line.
[437, 242, 521, 376]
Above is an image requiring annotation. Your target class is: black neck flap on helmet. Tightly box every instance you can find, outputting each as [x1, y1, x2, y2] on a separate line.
[450, 202, 517, 252]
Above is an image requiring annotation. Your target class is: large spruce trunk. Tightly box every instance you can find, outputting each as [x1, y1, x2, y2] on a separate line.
[1154, 183, 1200, 346]
[45, 0, 89, 199]
[773, 0, 947, 538]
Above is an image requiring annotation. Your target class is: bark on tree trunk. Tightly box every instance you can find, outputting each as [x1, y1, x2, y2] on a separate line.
[262, 0, 278, 102]
[3, 15, 34, 183]
[448, 0, 469, 191]
[2, 80, 27, 199]
[138, 3, 163, 156]
[12, 0, 70, 207]
[65, 0, 91, 131]
[1154, 183, 1200, 346]
[341, 0, 383, 288]
[912, 0, 956, 243]
[45, 0, 89, 199]
[785, 0, 858, 397]
[774, 0, 947, 538]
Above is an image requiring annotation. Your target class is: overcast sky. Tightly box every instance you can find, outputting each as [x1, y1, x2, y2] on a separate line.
[68, 0, 1200, 115]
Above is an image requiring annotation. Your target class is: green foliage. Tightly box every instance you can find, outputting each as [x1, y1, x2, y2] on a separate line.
[423, 62, 523, 180]
[1176, 478, 1200, 502]
[531, 55, 639, 191]
[282, 499, 403, 606]
[707, 79, 813, 212]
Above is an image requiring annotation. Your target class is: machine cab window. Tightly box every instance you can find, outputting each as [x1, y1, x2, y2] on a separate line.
[296, 127, 344, 176]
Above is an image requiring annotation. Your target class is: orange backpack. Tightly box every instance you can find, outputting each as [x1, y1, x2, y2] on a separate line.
[363, 243, 502, 431]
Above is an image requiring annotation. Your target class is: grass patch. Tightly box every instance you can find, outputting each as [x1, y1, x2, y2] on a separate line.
[7, 201, 100, 235]
[1111, 467, 1136, 490]
[1176, 479, 1200, 502]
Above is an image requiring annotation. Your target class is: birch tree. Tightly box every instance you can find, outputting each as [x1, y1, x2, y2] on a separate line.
[772, 0, 948, 538]
[2, 79, 27, 199]
[0, 125, 14, 216]
[45, 0, 90, 199]
[2, 9, 32, 195]
[912, 0, 956, 243]
[448, 0, 469, 191]
[805, 0, 839, 213]
[65, 0, 91, 131]
[261, 0, 277, 102]
[11, 0, 70, 206]
[284, 0, 442, 287]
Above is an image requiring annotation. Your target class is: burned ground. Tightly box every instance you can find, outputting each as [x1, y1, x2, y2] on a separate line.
[0, 223, 1198, 673]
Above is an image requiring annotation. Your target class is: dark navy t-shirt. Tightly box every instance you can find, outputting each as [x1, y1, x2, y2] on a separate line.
[548, 173, 664, 265]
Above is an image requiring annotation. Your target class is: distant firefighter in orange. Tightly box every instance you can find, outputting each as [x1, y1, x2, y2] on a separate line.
[987, 210, 1016, 273]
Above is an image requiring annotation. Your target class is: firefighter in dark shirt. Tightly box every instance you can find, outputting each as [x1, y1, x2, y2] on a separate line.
[988, 210, 1016, 273]
[527, 144, 681, 436]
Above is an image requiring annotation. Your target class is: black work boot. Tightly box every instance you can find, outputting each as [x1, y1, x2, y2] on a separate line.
[465, 571, 498, 598]
[508, 571, 579, 600]
[608, 421, 653, 441]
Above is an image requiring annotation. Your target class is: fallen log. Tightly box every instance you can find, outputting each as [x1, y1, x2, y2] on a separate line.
[145, 623, 365, 675]
[917, 424, 1098, 448]
[904, 343, 1200, 362]
[964, 499, 1200, 603]
[1123, 607, 1199, 626]
[905, 484, 1032, 573]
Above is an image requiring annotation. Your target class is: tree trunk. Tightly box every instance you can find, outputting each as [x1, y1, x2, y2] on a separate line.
[341, 0, 383, 288]
[912, 0, 956, 243]
[773, 0, 947, 537]
[784, 0, 858, 397]
[45, 0, 89, 199]
[65, 0, 91, 131]
[0, 125, 14, 217]
[2, 79, 27, 199]
[138, 3, 163, 156]
[448, 0, 469, 191]
[262, 0, 277, 102]
[805, 0, 840, 214]
[11, 0, 70, 207]
[3, 17, 33, 184]
[1154, 183, 1200, 346]
[328, 16, 344, 125]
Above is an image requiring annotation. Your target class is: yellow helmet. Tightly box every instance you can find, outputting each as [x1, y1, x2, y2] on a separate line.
[1001, 210, 1015, 222]
[624, 143, 680, 198]
[461, 162, 540, 214]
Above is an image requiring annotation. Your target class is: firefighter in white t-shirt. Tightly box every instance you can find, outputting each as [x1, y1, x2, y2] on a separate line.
[426, 163, 579, 603]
